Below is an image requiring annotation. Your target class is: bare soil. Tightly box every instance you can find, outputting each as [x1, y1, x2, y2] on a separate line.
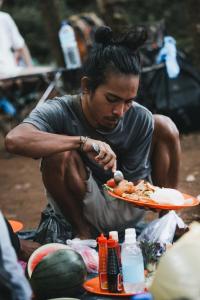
[0, 133, 200, 230]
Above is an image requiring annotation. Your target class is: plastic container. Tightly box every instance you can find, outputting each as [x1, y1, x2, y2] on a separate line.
[121, 229, 145, 293]
[109, 230, 123, 291]
[97, 233, 108, 290]
[58, 21, 81, 69]
[107, 238, 123, 293]
[125, 228, 136, 237]
[109, 231, 121, 264]
[130, 293, 153, 300]
[109, 231, 119, 242]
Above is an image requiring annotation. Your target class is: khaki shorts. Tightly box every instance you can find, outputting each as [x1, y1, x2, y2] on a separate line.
[46, 170, 146, 233]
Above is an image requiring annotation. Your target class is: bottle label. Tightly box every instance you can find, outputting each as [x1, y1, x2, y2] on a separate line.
[117, 273, 123, 291]
[99, 272, 108, 290]
[67, 47, 78, 65]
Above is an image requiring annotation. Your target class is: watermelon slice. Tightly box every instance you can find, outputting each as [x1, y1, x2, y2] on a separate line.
[27, 243, 70, 278]
[29, 248, 87, 299]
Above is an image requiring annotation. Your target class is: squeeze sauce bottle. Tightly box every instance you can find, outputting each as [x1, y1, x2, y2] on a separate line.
[97, 233, 108, 290]
[109, 231, 121, 264]
[109, 231, 123, 291]
[107, 238, 122, 292]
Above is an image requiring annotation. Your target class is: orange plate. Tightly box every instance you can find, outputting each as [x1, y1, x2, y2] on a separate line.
[83, 276, 142, 296]
[8, 220, 23, 233]
[107, 190, 200, 210]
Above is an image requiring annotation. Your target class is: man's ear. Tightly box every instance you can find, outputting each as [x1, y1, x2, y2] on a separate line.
[81, 76, 91, 94]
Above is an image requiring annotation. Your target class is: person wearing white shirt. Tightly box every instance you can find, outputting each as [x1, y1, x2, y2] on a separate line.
[0, 0, 33, 77]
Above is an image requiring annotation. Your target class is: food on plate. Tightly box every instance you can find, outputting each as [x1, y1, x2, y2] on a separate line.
[106, 178, 116, 188]
[150, 188, 185, 205]
[105, 178, 186, 205]
[113, 180, 136, 196]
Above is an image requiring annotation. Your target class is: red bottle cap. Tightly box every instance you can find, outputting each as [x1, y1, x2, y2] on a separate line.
[97, 233, 107, 244]
[107, 238, 116, 248]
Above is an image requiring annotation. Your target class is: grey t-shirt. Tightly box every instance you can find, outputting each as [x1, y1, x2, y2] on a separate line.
[23, 94, 154, 186]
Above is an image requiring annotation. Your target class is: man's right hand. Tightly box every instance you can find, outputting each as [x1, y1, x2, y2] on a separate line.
[82, 138, 117, 172]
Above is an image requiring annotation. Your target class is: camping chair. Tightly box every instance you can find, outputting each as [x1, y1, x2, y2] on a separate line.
[0, 67, 67, 135]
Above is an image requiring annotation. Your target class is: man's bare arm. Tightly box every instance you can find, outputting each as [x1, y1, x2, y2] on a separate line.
[5, 123, 117, 170]
[5, 123, 81, 158]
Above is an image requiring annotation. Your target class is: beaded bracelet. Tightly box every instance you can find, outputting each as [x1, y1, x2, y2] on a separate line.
[79, 136, 88, 151]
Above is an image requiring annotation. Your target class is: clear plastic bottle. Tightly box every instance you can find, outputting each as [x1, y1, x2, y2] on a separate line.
[58, 21, 81, 69]
[125, 228, 136, 237]
[121, 229, 145, 293]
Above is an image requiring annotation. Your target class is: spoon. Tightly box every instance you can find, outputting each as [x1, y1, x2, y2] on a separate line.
[113, 170, 124, 183]
[92, 143, 124, 183]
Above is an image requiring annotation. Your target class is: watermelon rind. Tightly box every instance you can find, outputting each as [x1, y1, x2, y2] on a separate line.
[30, 249, 87, 300]
[27, 243, 70, 278]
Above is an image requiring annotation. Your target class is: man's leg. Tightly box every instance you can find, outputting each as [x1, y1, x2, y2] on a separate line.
[41, 150, 92, 239]
[151, 115, 181, 188]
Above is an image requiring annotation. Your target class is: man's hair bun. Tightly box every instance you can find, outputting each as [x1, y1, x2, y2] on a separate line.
[119, 26, 147, 51]
[94, 26, 113, 45]
[94, 25, 147, 51]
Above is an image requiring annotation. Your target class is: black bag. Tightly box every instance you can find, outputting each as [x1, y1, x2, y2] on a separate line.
[34, 205, 73, 244]
[139, 55, 200, 132]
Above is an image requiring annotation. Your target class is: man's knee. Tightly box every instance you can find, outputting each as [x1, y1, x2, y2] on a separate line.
[41, 150, 80, 177]
[154, 114, 180, 145]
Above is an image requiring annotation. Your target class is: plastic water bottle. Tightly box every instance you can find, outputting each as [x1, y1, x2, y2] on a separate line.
[131, 293, 153, 300]
[58, 21, 81, 69]
[156, 36, 180, 78]
[121, 228, 145, 293]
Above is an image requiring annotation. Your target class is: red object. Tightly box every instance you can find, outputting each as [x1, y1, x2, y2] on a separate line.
[97, 233, 108, 290]
[8, 220, 23, 233]
[83, 276, 136, 296]
[27, 243, 70, 278]
[106, 178, 116, 188]
[107, 190, 200, 210]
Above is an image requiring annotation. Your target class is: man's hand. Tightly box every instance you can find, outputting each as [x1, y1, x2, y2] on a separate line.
[82, 138, 117, 172]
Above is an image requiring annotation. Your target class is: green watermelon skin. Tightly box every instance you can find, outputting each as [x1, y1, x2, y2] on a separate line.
[30, 249, 87, 300]
[27, 243, 70, 278]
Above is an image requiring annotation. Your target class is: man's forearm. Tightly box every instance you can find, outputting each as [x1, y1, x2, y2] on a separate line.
[5, 124, 81, 158]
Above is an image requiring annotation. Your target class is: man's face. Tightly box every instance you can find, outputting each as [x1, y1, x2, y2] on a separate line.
[84, 73, 140, 130]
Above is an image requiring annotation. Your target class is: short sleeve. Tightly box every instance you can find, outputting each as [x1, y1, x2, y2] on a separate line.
[6, 13, 24, 49]
[119, 109, 154, 181]
[23, 99, 66, 134]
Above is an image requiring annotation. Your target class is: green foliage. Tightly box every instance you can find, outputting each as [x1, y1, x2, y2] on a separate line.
[139, 240, 166, 269]
[2, 0, 49, 64]
[1, 0, 198, 66]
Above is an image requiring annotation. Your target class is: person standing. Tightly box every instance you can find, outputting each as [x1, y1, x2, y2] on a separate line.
[0, 0, 33, 77]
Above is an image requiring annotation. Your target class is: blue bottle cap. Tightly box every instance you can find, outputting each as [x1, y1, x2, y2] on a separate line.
[130, 292, 153, 300]
[61, 20, 69, 26]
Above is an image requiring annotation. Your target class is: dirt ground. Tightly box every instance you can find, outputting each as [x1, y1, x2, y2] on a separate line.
[0, 132, 200, 230]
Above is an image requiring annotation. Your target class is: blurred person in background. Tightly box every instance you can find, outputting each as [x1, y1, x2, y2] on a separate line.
[0, 211, 33, 300]
[0, 0, 33, 78]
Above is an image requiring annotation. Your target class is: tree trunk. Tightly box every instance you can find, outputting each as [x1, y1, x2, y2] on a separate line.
[39, 0, 65, 67]
[96, 0, 129, 32]
[186, 0, 200, 67]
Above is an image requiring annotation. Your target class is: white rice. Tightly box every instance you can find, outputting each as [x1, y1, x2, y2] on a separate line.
[150, 188, 185, 205]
